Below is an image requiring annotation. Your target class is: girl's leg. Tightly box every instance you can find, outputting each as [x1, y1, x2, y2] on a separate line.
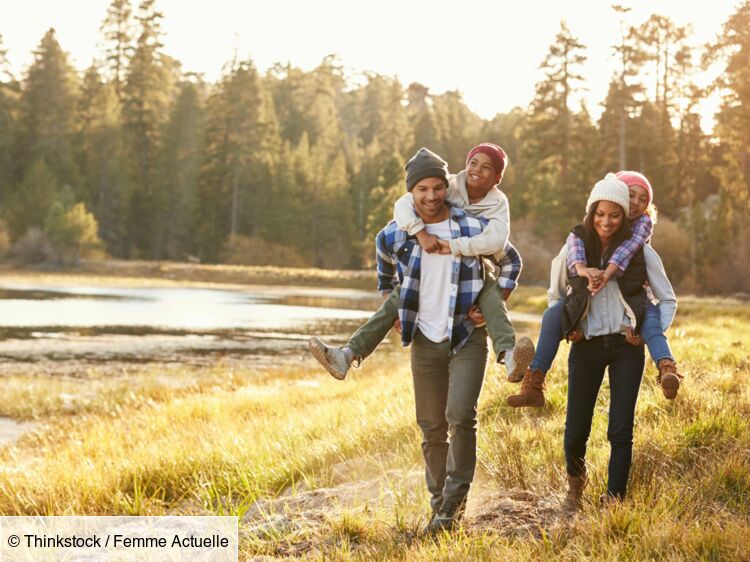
[529, 300, 564, 373]
[640, 302, 673, 364]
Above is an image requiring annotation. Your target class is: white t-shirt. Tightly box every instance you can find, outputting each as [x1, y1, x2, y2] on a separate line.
[417, 219, 453, 343]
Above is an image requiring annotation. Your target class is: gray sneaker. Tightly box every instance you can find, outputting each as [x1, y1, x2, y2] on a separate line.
[309, 337, 351, 380]
[506, 337, 535, 383]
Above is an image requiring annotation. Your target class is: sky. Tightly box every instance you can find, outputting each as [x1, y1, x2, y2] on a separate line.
[0, 0, 740, 127]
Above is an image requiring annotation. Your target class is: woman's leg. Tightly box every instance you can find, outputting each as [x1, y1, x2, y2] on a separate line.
[605, 336, 645, 499]
[564, 337, 608, 477]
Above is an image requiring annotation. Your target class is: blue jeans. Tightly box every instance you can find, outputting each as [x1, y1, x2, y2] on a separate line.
[530, 300, 672, 373]
[641, 302, 674, 364]
[564, 334, 645, 498]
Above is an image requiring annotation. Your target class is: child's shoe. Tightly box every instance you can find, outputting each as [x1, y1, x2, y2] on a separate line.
[309, 337, 352, 380]
[506, 368, 546, 408]
[504, 337, 535, 382]
[657, 359, 683, 400]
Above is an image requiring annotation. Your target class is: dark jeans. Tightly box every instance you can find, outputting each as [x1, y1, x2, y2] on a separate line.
[564, 334, 645, 499]
[411, 327, 488, 511]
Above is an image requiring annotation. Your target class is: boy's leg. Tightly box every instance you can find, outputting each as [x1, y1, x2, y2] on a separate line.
[476, 270, 515, 357]
[640, 302, 682, 399]
[347, 287, 400, 359]
[309, 288, 399, 380]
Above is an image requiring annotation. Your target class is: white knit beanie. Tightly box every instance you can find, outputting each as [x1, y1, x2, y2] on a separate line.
[585, 173, 630, 214]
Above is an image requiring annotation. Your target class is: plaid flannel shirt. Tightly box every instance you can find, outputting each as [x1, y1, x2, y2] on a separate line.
[375, 207, 487, 354]
[491, 242, 523, 290]
[566, 214, 653, 276]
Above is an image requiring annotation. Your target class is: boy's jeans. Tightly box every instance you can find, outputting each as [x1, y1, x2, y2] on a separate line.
[347, 269, 516, 361]
[530, 300, 674, 374]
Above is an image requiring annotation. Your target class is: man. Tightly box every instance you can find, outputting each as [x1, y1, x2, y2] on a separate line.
[374, 147, 491, 532]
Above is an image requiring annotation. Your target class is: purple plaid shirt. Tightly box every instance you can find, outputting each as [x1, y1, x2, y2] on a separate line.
[566, 214, 653, 276]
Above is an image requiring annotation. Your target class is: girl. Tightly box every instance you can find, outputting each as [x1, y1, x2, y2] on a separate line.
[507, 170, 682, 408]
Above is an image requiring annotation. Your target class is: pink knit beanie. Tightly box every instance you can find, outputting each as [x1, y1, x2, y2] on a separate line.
[615, 171, 653, 205]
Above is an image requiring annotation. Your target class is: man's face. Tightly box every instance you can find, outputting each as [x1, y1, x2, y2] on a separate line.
[412, 176, 448, 222]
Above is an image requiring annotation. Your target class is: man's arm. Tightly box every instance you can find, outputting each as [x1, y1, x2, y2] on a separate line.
[375, 229, 399, 296]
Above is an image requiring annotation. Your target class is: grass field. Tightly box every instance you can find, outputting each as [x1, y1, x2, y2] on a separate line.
[0, 286, 748, 560]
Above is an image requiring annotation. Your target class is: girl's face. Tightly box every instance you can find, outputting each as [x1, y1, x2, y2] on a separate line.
[594, 200, 625, 245]
[466, 152, 497, 191]
[628, 185, 649, 220]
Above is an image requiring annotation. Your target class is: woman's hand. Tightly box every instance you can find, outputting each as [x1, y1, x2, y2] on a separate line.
[583, 268, 606, 294]
[468, 305, 486, 326]
[624, 327, 644, 346]
[567, 329, 584, 343]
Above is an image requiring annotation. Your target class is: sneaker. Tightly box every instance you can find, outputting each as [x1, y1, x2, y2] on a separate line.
[505, 337, 535, 383]
[426, 497, 467, 534]
[308, 337, 351, 380]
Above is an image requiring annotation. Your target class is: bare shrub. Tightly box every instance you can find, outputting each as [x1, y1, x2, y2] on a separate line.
[220, 234, 310, 268]
[510, 218, 559, 287]
[651, 217, 692, 283]
[10, 227, 52, 264]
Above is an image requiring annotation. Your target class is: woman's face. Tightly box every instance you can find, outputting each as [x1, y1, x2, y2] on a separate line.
[465, 152, 497, 191]
[593, 200, 625, 244]
[628, 185, 649, 220]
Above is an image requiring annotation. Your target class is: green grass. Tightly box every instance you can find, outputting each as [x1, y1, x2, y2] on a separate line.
[0, 292, 749, 560]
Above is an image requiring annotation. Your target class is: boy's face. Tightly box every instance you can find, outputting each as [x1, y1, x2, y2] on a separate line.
[628, 185, 649, 220]
[412, 176, 448, 223]
[466, 152, 497, 192]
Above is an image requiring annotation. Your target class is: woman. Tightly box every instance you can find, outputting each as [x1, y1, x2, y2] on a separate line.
[547, 174, 677, 510]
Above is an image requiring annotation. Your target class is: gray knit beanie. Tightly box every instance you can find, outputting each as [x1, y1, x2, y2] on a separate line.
[405, 147, 449, 191]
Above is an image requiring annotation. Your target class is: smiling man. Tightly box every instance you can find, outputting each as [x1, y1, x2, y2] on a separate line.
[373, 147, 490, 533]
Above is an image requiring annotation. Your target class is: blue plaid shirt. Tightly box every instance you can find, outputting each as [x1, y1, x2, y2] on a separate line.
[376, 207, 496, 354]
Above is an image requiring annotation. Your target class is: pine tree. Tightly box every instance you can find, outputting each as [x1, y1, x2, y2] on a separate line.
[99, 0, 134, 100]
[18, 29, 81, 190]
[0, 34, 19, 200]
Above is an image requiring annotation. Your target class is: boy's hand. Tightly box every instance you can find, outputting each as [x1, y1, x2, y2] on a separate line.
[624, 327, 644, 346]
[436, 240, 452, 255]
[416, 230, 441, 253]
[467, 305, 486, 326]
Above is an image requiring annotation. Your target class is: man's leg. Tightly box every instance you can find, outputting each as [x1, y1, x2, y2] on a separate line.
[605, 336, 645, 499]
[410, 331, 451, 513]
[309, 288, 400, 379]
[440, 327, 488, 506]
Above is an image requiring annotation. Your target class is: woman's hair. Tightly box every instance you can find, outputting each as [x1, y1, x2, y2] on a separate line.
[582, 201, 632, 266]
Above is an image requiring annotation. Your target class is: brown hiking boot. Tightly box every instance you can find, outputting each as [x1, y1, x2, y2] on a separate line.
[562, 473, 587, 513]
[506, 368, 546, 408]
[657, 359, 683, 400]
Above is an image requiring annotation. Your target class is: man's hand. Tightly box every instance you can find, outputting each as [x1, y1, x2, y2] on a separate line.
[467, 305, 486, 326]
[624, 327, 644, 346]
[416, 230, 441, 253]
[436, 239, 452, 255]
[501, 288, 513, 301]
[566, 329, 584, 343]
[393, 318, 402, 334]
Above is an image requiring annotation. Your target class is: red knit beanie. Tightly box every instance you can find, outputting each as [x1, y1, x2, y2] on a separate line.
[615, 171, 653, 205]
[466, 143, 508, 183]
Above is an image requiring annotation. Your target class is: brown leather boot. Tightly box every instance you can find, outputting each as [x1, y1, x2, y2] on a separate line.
[562, 473, 587, 513]
[506, 368, 546, 408]
[657, 359, 683, 400]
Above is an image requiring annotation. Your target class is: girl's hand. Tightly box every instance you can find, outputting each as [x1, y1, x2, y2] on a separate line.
[468, 305, 486, 326]
[624, 327, 644, 346]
